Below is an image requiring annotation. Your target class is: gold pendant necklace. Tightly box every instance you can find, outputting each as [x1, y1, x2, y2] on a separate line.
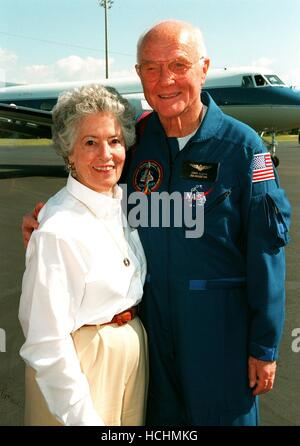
[101, 219, 131, 267]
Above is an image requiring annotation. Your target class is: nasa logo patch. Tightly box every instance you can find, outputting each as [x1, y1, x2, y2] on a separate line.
[133, 160, 163, 194]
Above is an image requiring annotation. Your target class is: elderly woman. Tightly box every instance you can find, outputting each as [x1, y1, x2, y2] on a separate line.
[18, 84, 148, 426]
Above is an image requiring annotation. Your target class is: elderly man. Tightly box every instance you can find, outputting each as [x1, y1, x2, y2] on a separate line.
[23, 20, 290, 426]
[125, 20, 291, 426]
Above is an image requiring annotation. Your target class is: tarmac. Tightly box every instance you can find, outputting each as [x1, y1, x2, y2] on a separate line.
[0, 140, 299, 426]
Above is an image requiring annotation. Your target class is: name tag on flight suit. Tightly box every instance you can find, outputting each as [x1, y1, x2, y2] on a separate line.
[181, 161, 219, 182]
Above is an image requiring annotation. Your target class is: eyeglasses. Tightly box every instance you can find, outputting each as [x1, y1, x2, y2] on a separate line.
[136, 57, 205, 81]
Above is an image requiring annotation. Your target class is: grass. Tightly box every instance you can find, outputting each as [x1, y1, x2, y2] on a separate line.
[263, 135, 298, 142]
[0, 138, 52, 146]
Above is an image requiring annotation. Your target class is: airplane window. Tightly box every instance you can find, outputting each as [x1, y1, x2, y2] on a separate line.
[265, 75, 285, 86]
[242, 76, 254, 87]
[254, 75, 267, 87]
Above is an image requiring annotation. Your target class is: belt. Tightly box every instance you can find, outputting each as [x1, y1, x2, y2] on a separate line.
[85, 306, 138, 328]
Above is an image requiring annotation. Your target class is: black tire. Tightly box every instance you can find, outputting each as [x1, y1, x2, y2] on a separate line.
[272, 155, 280, 167]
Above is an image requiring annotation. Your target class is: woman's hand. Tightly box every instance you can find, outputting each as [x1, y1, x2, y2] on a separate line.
[22, 202, 44, 247]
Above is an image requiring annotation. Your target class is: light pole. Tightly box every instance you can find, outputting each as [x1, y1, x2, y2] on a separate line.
[98, 0, 114, 79]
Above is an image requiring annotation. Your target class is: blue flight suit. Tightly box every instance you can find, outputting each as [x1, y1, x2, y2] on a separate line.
[125, 92, 291, 426]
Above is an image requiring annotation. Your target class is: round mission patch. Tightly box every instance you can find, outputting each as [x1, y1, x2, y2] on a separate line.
[132, 160, 163, 194]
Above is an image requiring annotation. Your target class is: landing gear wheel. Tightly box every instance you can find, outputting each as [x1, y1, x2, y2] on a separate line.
[272, 155, 280, 168]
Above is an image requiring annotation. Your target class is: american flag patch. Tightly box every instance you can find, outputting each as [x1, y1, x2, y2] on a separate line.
[252, 152, 275, 183]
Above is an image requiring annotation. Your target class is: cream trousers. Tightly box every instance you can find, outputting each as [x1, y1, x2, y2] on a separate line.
[24, 317, 148, 426]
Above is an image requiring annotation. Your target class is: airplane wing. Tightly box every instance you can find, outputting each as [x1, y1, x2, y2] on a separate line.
[0, 103, 52, 138]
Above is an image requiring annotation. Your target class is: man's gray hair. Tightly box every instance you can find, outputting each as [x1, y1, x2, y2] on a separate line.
[52, 83, 136, 166]
[137, 20, 207, 62]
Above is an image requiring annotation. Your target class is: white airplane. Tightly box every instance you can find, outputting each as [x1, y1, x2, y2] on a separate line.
[205, 67, 300, 131]
[0, 66, 299, 162]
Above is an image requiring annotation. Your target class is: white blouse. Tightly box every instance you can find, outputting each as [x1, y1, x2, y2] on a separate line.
[19, 175, 147, 426]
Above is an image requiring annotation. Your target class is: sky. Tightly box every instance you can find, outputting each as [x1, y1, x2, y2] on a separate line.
[0, 0, 300, 86]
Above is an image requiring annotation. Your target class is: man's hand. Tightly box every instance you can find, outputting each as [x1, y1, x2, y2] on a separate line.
[248, 356, 277, 396]
[22, 202, 44, 248]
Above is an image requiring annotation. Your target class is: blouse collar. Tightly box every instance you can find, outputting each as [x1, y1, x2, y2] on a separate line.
[66, 174, 123, 220]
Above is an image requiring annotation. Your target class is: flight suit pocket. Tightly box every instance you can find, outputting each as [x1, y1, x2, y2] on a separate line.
[265, 190, 291, 248]
[204, 189, 232, 214]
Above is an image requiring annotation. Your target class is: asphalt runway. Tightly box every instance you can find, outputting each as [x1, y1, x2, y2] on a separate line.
[0, 141, 299, 426]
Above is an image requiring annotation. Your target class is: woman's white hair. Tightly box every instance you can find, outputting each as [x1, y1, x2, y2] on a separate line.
[52, 83, 136, 169]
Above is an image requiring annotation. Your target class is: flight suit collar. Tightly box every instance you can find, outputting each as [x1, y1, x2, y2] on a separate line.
[191, 92, 224, 142]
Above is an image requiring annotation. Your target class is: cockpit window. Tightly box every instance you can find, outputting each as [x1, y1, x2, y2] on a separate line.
[242, 76, 254, 87]
[264, 75, 285, 86]
[254, 75, 267, 86]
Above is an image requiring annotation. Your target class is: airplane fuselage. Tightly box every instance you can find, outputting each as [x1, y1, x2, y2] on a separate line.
[205, 85, 300, 131]
[0, 68, 300, 134]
